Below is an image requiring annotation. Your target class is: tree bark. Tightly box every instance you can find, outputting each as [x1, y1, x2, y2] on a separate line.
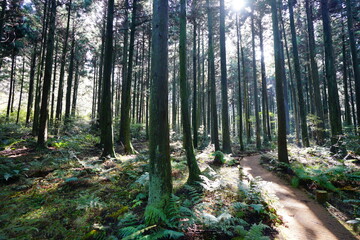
[321, 0, 342, 137]
[288, 0, 309, 147]
[100, 0, 116, 157]
[119, 0, 137, 154]
[38, 0, 56, 146]
[147, 0, 172, 213]
[220, 0, 232, 153]
[270, 0, 289, 163]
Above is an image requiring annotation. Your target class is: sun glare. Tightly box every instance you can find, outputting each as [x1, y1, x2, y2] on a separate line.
[231, 0, 245, 11]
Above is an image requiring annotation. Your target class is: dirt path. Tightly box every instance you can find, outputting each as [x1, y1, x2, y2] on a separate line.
[241, 155, 359, 240]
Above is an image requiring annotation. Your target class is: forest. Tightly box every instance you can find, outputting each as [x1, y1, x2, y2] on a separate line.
[0, 0, 359, 239]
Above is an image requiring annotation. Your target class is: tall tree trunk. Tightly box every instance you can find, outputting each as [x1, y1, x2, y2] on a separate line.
[271, 0, 289, 163]
[305, 0, 325, 144]
[100, 0, 116, 157]
[321, 0, 342, 137]
[172, 46, 177, 132]
[236, 14, 244, 151]
[119, 0, 137, 154]
[64, 29, 75, 123]
[346, 0, 360, 126]
[179, 0, 201, 184]
[259, 17, 271, 142]
[251, 8, 261, 149]
[342, 21, 351, 127]
[55, 0, 71, 131]
[206, 0, 220, 151]
[16, 57, 25, 124]
[71, 61, 79, 117]
[50, 38, 58, 126]
[33, 0, 49, 136]
[288, 0, 309, 147]
[147, 0, 172, 213]
[6, 52, 15, 122]
[38, 0, 56, 146]
[219, 0, 231, 153]
[192, 22, 198, 149]
[26, 43, 38, 124]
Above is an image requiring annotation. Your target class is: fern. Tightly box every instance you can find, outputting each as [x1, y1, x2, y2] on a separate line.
[146, 228, 184, 240]
[144, 206, 168, 226]
[244, 223, 270, 240]
[121, 225, 156, 240]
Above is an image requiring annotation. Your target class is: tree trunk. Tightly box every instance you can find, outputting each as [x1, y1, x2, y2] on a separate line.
[342, 21, 351, 127]
[236, 14, 244, 151]
[147, 0, 172, 213]
[50, 38, 58, 126]
[55, 0, 71, 131]
[220, 0, 231, 153]
[305, 0, 325, 144]
[259, 17, 271, 142]
[179, 0, 201, 184]
[71, 61, 79, 117]
[119, 0, 137, 154]
[6, 52, 15, 122]
[206, 0, 220, 152]
[271, 0, 289, 163]
[38, 0, 56, 146]
[346, 0, 360, 126]
[172, 44, 177, 132]
[16, 57, 25, 124]
[192, 22, 198, 149]
[321, 0, 342, 137]
[26, 43, 38, 124]
[64, 29, 75, 123]
[288, 0, 309, 147]
[251, 8, 261, 149]
[0, 0, 6, 42]
[100, 0, 116, 157]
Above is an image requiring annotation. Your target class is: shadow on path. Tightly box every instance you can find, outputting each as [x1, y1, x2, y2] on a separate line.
[241, 155, 358, 240]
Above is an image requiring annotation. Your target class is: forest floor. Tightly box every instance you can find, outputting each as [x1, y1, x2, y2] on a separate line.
[0, 124, 359, 239]
[240, 155, 359, 240]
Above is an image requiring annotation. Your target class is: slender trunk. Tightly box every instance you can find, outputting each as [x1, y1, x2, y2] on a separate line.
[64, 29, 75, 123]
[342, 21, 351, 127]
[100, 0, 116, 157]
[6, 52, 15, 122]
[71, 61, 79, 117]
[55, 0, 71, 130]
[192, 22, 198, 149]
[16, 57, 25, 124]
[220, 0, 231, 153]
[271, 0, 289, 163]
[38, 0, 56, 146]
[346, 0, 360, 126]
[288, 0, 309, 147]
[172, 44, 177, 131]
[179, 0, 201, 184]
[251, 9, 261, 149]
[206, 0, 220, 151]
[119, 0, 137, 154]
[26, 43, 38, 124]
[305, 0, 325, 144]
[236, 14, 244, 151]
[50, 38, 58, 126]
[321, 0, 342, 137]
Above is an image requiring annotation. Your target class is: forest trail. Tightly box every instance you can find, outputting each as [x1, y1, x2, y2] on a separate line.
[240, 155, 359, 240]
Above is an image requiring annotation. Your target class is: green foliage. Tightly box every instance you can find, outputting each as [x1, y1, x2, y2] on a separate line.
[213, 151, 225, 164]
[130, 123, 146, 139]
[0, 158, 29, 181]
[48, 134, 99, 151]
